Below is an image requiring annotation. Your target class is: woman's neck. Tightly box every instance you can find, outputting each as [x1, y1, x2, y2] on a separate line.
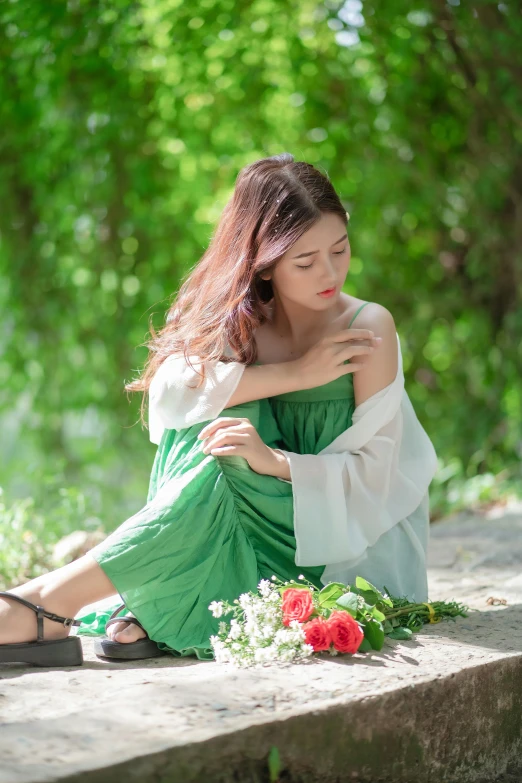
[267, 295, 347, 352]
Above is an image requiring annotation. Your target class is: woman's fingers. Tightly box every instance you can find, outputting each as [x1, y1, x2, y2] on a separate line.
[202, 431, 249, 453]
[198, 417, 244, 440]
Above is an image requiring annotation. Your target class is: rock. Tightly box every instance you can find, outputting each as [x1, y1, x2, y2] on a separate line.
[2, 505, 521, 783]
[51, 530, 106, 566]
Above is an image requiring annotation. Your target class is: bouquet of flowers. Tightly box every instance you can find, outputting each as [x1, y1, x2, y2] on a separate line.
[208, 574, 469, 667]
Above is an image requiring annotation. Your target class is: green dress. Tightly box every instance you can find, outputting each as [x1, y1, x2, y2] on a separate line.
[77, 303, 371, 660]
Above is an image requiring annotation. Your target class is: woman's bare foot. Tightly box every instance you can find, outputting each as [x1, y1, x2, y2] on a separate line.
[0, 581, 74, 644]
[105, 621, 147, 643]
[0, 554, 117, 645]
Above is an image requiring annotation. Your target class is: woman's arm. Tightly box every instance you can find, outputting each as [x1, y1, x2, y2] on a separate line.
[225, 361, 302, 408]
[148, 356, 302, 439]
[350, 304, 398, 408]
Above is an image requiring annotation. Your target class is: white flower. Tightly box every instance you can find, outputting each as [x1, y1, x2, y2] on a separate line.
[231, 642, 242, 651]
[302, 643, 315, 657]
[264, 607, 279, 623]
[218, 621, 228, 635]
[227, 619, 242, 640]
[254, 647, 270, 663]
[254, 644, 278, 663]
[273, 628, 293, 645]
[210, 636, 232, 663]
[238, 593, 252, 610]
[258, 579, 273, 598]
[215, 647, 232, 663]
[209, 601, 225, 618]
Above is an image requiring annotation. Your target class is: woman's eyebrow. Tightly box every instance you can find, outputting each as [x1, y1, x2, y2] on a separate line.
[292, 232, 348, 259]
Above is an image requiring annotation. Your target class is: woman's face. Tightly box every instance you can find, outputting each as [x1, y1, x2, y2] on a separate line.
[262, 212, 350, 308]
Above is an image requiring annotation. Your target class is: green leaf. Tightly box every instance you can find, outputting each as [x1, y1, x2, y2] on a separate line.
[351, 586, 379, 606]
[334, 591, 359, 616]
[363, 617, 385, 651]
[370, 606, 386, 622]
[317, 582, 346, 607]
[355, 576, 393, 607]
[357, 637, 373, 653]
[387, 626, 413, 640]
[268, 746, 281, 782]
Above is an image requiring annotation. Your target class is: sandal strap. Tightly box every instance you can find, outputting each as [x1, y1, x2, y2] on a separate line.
[0, 591, 82, 643]
[105, 615, 146, 632]
[108, 603, 127, 621]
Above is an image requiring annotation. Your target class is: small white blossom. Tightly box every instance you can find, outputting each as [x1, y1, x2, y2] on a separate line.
[258, 579, 273, 598]
[227, 619, 242, 640]
[254, 647, 269, 663]
[238, 593, 252, 610]
[210, 636, 233, 663]
[209, 601, 225, 618]
[215, 647, 232, 663]
[273, 628, 293, 645]
[264, 607, 279, 622]
[218, 622, 228, 635]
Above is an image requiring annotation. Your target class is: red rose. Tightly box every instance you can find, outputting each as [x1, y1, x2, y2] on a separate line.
[326, 610, 364, 654]
[302, 617, 332, 652]
[281, 588, 314, 626]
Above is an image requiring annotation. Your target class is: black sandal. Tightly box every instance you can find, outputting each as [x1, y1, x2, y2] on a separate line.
[94, 603, 167, 660]
[0, 591, 83, 667]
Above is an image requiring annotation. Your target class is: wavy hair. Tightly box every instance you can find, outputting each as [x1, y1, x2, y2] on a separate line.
[126, 152, 349, 426]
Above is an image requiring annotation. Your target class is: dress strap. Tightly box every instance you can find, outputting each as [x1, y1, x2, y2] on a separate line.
[348, 301, 372, 328]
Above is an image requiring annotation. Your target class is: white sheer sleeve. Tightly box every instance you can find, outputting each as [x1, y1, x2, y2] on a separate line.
[148, 355, 245, 444]
[272, 333, 438, 570]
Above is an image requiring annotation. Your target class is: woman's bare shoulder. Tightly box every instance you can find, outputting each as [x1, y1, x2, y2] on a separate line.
[342, 294, 395, 332]
[347, 297, 398, 406]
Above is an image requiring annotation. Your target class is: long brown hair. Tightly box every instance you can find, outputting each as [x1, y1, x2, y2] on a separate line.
[126, 152, 348, 426]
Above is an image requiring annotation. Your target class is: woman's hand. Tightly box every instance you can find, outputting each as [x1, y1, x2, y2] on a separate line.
[293, 322, 382, 390]
[197, 417, 282, 477]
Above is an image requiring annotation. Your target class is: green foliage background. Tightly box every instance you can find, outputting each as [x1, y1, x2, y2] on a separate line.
[1, 0, 520, 585]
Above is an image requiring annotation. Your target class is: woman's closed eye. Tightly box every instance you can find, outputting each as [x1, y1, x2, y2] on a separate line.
[296, 247, 347, 270]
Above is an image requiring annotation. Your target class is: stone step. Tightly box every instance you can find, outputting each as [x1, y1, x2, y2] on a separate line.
[1, 501, 521, 783]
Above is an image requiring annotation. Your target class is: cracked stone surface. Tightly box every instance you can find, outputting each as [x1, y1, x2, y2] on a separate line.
[1, 499, 521, 783]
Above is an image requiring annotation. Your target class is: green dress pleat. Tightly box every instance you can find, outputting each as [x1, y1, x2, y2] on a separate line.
[77, 303, 371, 660]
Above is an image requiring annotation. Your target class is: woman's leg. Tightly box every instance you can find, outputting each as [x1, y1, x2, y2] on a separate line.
[0, 553, 144, 645]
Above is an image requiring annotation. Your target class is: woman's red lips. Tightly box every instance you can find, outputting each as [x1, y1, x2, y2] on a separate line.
[319, 287, 335, 294]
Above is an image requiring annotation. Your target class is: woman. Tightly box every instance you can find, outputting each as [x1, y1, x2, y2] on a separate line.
[0, 153, 437, 667]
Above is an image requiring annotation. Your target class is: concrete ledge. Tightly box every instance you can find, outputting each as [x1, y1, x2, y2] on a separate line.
[1, 503, 521, 783]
